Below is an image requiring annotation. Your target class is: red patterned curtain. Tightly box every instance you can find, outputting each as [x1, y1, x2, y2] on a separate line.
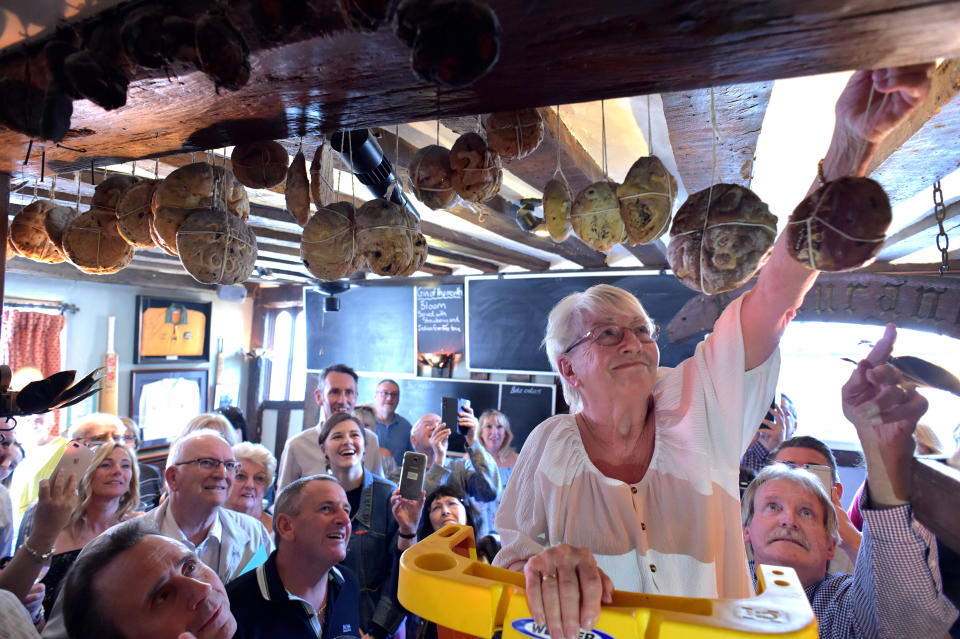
[1, 309, 67, 434]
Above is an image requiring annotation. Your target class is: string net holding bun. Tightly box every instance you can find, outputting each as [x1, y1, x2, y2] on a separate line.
[449, 132, 502, 202]
[231, 140, 288, 189]
[786, 176, 891, 272]
[409, 144, 457, 210]
[301, 202, 359, 281]
[61, 209, 135, 274]
[176, 208, 258, 284]
[355, 198, 419, 276]
[571, 181, 625, 251]
[116, 180, 159, 248]
[10, 200, 65, 263]
[483, 108, 544, 160]
[617, 156, 677, 245]
[667, 183, 777, 295]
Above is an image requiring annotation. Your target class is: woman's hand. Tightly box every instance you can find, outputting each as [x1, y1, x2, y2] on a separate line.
[31, 470, 79, 549]
[523, 544, 614, 639]
[458, 405, 479, 447]
[23, 582, 45, 626]
[390, 489, 424, 536]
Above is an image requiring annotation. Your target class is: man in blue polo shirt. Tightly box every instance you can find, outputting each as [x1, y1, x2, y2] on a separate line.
[228, 474, 361, 639]
[374, 379, 413, 466]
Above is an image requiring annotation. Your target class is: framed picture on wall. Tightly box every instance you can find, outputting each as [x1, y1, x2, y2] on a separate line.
[131, 368, 209, 447]
[134, 296, 212, 364]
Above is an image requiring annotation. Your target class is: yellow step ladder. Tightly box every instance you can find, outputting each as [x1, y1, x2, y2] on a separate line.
[399, 524, 817, 639]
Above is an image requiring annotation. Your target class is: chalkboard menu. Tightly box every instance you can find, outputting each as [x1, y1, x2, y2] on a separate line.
[466, 273, 702, 374]
[305, 286, 416, 374]
[356, 375, 555, 451]
[416, 284, 465, 354]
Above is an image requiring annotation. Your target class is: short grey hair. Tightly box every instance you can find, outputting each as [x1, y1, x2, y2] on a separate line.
[181, 413, 239, 445]
[273, 474, 340, 543]
[232, 441, 277, 488]
[542, 284, 654, 412]
[741, 463, 840, 544]
[166, 428, 232, 475]
[68, 413, 124, 441]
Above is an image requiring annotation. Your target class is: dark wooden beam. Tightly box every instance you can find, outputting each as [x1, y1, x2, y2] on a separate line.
[426, 247, 499, 273]
[869, 59, 960, 205]
[5, 257, 216, 291]
[419, 219, 550, 271]
[6, 1, 960, 177]
[662, 82, 772, 193]
[419, 262, 455, 276]
[877, 199, 960, 262]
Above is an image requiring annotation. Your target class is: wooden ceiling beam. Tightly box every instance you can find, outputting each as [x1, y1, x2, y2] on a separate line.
[419, 219, 550, 271]
[877, 199, 960, 262]
[5, 257, 216, 290]
[662, 81, 772, 194]
[426, 247, 499, 273]
[869, 59, 960, 205]
[419, 262, 455, 276]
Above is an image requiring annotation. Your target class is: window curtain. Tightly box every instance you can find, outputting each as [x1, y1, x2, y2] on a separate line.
[0, 309, 67, 435]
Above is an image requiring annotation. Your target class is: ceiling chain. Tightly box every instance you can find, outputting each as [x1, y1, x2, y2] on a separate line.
[933, 180, 949, 276]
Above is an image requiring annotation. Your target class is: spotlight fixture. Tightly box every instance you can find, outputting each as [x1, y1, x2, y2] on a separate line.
[324, 296, 341, 312]
[315, 280, 351, 313]
[255, 267, 277, 281]
[515, 198, 549, 235]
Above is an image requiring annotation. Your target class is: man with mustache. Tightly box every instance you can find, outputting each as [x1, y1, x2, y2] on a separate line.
[60, 529, 237, 639]
[227, 474, 361, 639]
[741, 325, 957, 638]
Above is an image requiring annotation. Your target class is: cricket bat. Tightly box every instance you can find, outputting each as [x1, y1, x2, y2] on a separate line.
[100, 315, 119, 415]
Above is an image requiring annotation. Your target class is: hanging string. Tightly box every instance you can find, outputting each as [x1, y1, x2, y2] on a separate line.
[75, 170, 81, 210]
[154, 158, 159, 180]
[554, 106, 562, 175]
[436, 88, 441, 146]
[131, 160, 136, 176]
[50, 171, 57, 202]
[476, 114, 482, 136]
[701, 87, 721, 294]
[647, 94, 653, 156]
[601, 100, 609, 180]
[40, 147, 46, 182]
[347, 131, 355, 205]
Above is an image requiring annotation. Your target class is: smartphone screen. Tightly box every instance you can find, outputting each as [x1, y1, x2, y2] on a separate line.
[456, 398, 472, 434]
[49, 441, 96, 483]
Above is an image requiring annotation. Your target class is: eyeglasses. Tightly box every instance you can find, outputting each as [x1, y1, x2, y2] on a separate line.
[120, 434, 137, 445]
[174, 458, 241, 473]
[563, 323, 659, 354]
[376, 391, 400, 398]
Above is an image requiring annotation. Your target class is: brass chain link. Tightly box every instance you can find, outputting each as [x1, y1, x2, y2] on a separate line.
[933, 180, 949, 276]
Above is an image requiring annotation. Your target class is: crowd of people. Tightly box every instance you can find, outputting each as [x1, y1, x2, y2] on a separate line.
[0, 61, 957, 639]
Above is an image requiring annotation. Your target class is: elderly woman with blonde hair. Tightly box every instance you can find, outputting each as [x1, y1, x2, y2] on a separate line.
[226, 441, 277, 529]
[39, 441, 139, 616]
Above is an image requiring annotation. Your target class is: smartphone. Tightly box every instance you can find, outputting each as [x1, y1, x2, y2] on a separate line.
[398, 451, 427, 500]
[440, 397, 463, 432]
[803, 463, 833, 495]
[50, 441, 96, 484]
[456, 399, 472, 434]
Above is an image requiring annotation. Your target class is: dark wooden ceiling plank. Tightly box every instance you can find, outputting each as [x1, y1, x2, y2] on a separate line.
[662, 81, 772, 194]
[426, 247, 499, 273]
[419, 262, 455, 276]
[419, 219, 550, 271]
[877, 199, 960, 261]
[6, 1, 960, 177]
[5, 257, 216, 290]
[868, 59, 960, 205]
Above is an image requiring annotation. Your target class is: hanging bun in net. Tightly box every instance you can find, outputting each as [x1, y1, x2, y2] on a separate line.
[61, 208, 135, 274]
[786, 177, 891, 272]
[483, 108, 544, 160]
[543, 177, 573, 243]
[176, 208, 258, 284]
[618, 156, 676, 245]
[231, 140, 288, 189]
[409, 145, 457, 210]
[11, 200, 65, 263]
[571, 181, 625, 251]
[43, 204, 80, 254]
[449, 132, 502, 203]
[667, 184, 777, 295]
[301, 202, 360, 281]
[355, 198, 417, 276]
[152, 162, 249, 256]
[116, 180, 158, 248]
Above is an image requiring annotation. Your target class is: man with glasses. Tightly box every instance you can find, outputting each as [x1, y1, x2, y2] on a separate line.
[40, 429, 274, 639]
[374, 379, 413, 466]
[67, 413, 123, 447]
